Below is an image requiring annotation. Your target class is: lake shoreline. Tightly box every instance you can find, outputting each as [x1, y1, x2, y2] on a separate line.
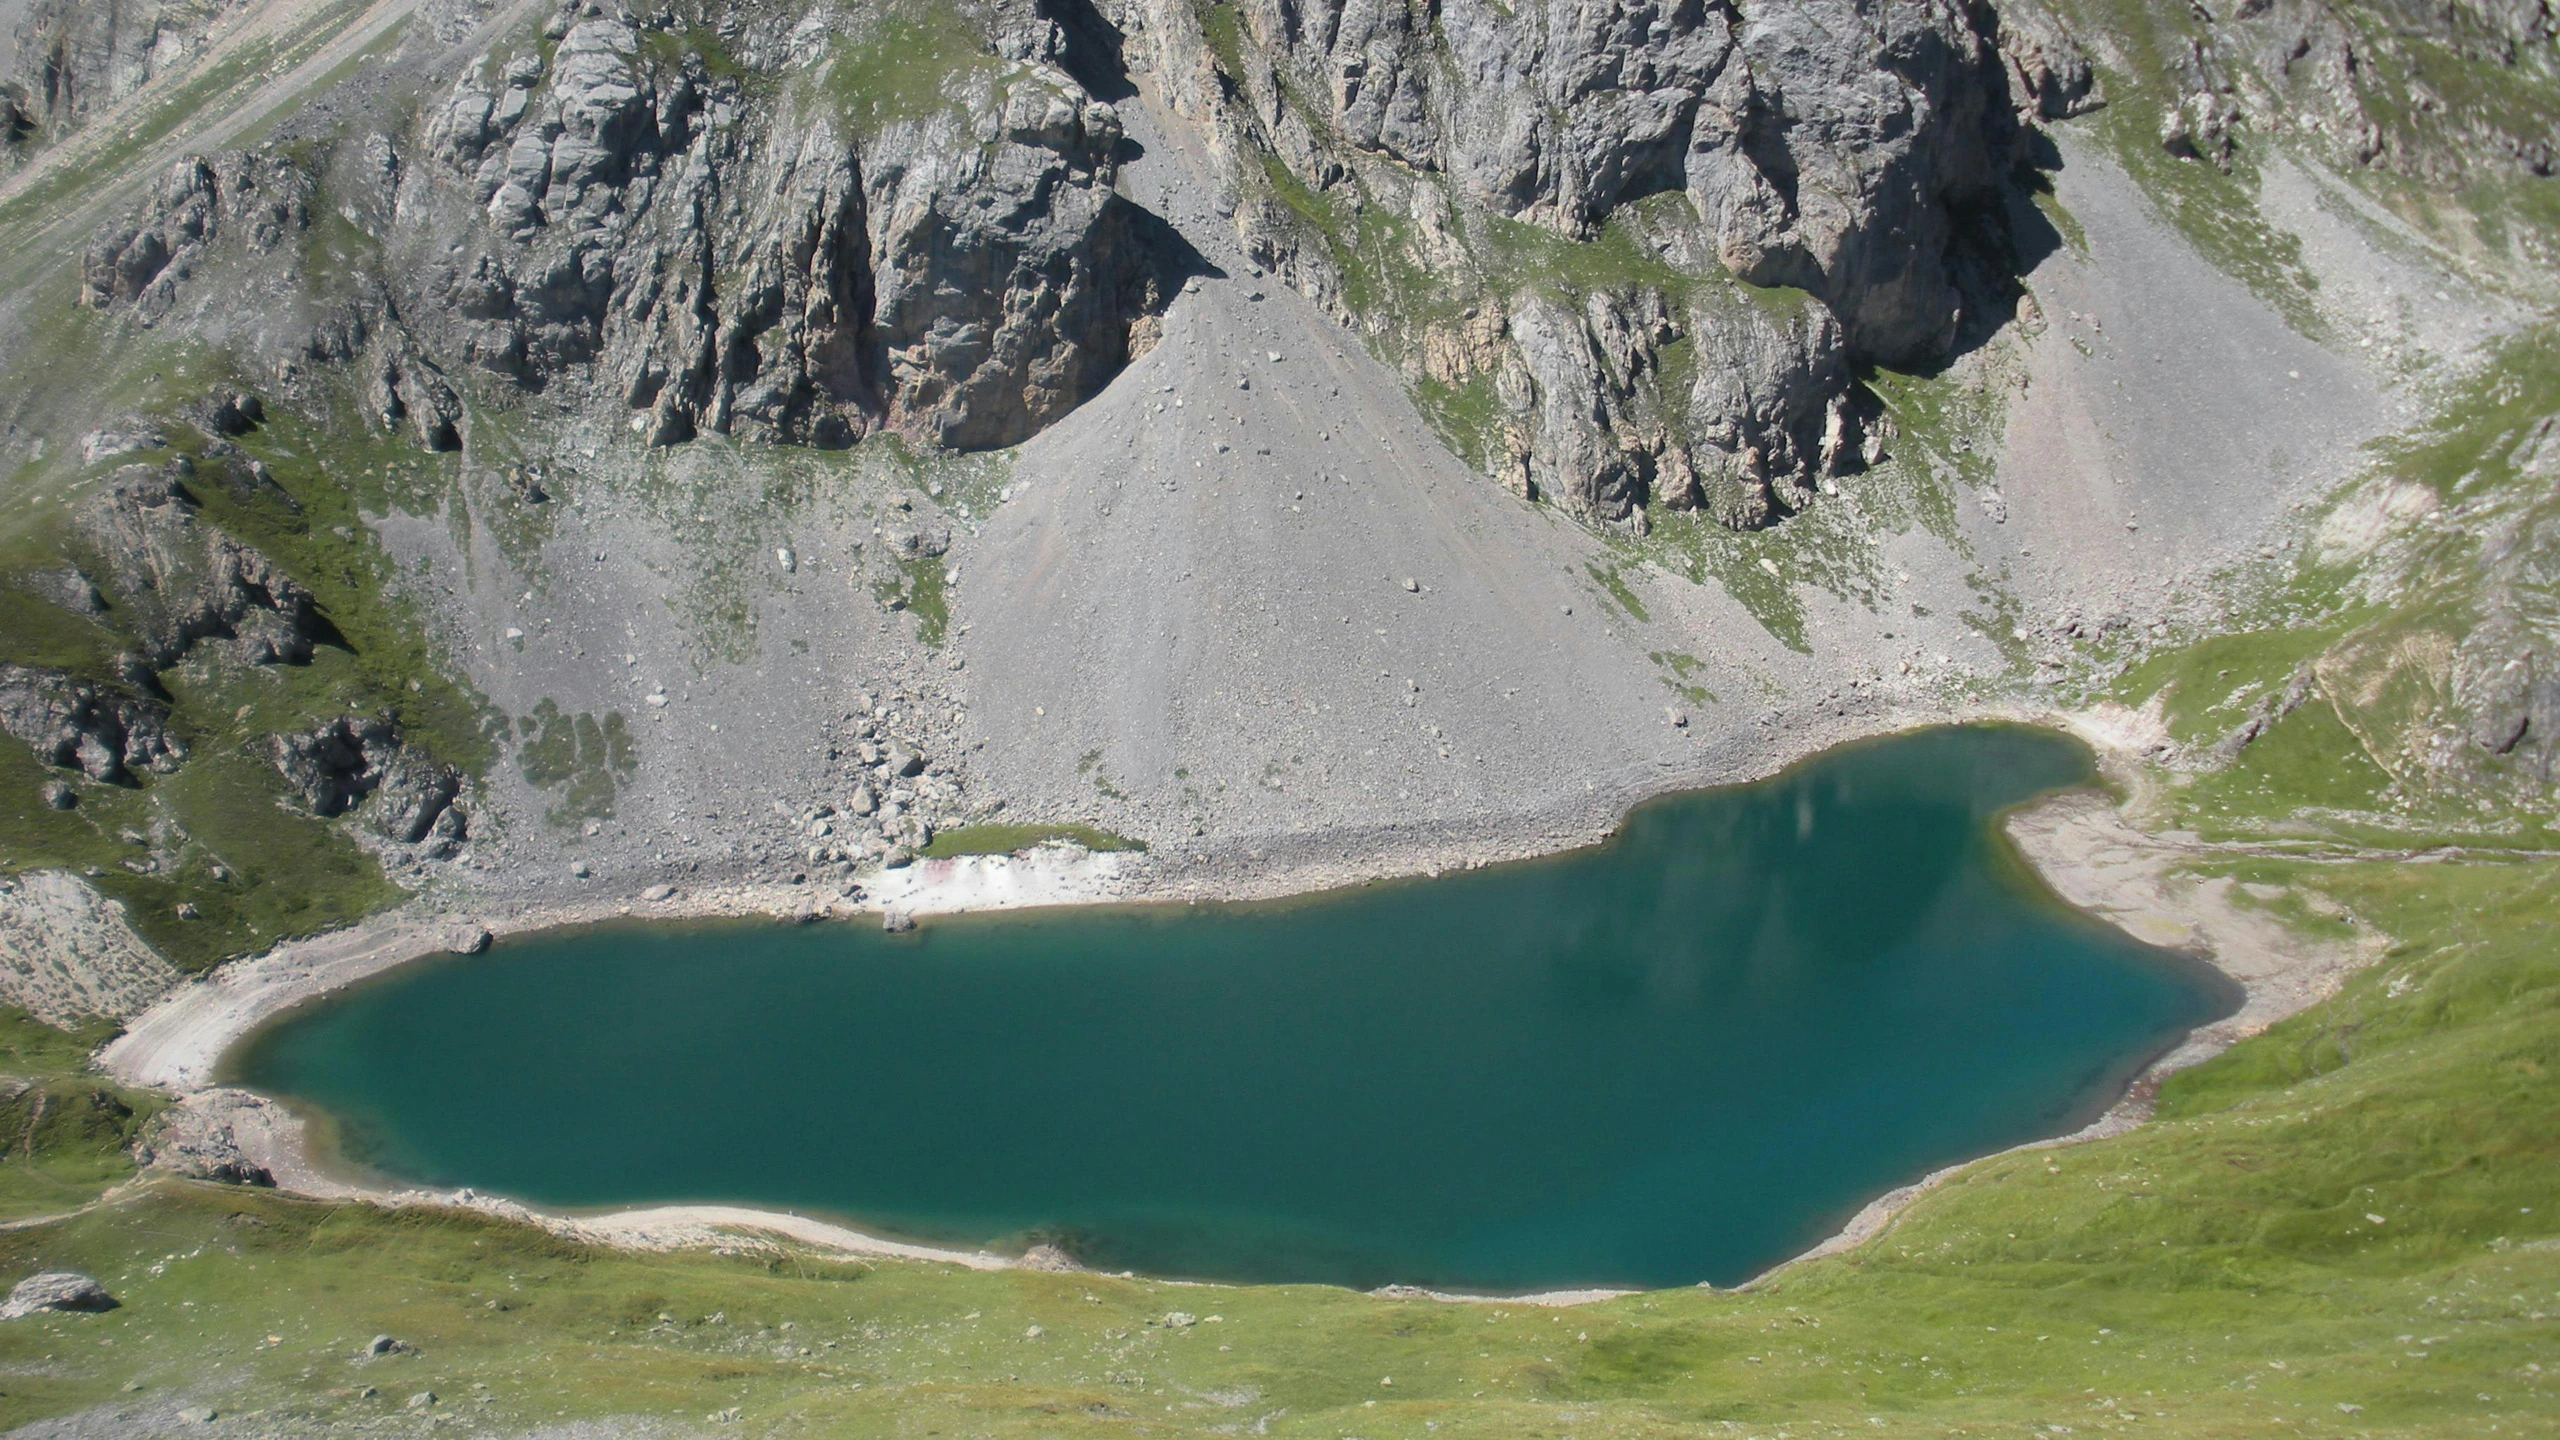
[97, 710, 2386, 1302]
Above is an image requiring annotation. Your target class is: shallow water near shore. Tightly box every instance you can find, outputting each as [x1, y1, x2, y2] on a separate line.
[233, 725, 2235, 1292]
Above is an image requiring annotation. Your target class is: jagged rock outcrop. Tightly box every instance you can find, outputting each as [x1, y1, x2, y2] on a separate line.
[2448, 431, 2560, 787]
[1113, 0, 2064, 525]
[0, 662, 182, 783]
[0, 79, 32, 160]
[1996, 0, 2101, 121]
[79, 150, 310, 317]
[1488, 276, 1868, 526]
[72, 460, 320, 667]
[272, 715, 468, 852]
[133, 1088, 277, 1187]
[394, 7, 1178, 448]
[79, 5, 1187, 457]
[59, 0, 2092, 528]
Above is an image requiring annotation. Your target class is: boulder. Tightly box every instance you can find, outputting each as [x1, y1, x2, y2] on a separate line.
[134, 1089, 277, 1187]
[270, 717, 467, 848]
[0, 663, 183, 784]
[0, 1272, 116, 1319]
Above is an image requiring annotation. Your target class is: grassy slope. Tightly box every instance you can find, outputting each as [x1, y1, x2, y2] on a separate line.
[0, 21, 504, 970]
[2103, 323, 2560, 846]
[0, 1009, 161, 1225]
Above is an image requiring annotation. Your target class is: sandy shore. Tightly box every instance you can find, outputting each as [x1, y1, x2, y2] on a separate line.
[94, 714, 2387, 1300]
[100, 846, 1135, 1093]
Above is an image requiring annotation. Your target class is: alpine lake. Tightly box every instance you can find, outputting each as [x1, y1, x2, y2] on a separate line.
[231, 725, 2237, 1293]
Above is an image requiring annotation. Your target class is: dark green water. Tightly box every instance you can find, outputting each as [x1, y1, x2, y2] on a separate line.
[234, 725, 2233, 1292]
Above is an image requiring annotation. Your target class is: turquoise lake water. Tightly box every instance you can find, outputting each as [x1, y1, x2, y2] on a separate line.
[233, 725, 2235, 1292]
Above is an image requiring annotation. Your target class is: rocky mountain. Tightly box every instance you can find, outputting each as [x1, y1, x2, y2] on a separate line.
[52, 0, 2087, 530]
[1119, 0, 2085, 526]
[76, 0, 1190, 457]
[0, 0, 2550, 976]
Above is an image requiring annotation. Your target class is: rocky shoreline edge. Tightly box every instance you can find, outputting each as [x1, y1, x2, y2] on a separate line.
[87, 711, 2387, 1304]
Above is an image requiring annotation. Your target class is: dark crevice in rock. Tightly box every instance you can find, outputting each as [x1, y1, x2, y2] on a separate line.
[0, 663, 183, 785]
[272, 716, 468, 853]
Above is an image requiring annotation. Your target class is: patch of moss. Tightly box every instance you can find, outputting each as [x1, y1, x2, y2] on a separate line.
[516, 701, 638, 827]
[1648, 649, 1715, 706]
[1412, 370, 1506, 476]
[1586, 560, 1649, 623]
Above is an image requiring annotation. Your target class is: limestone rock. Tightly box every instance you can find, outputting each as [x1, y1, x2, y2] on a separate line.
[134, 1088, 278, 1187]
[74, 463, 320, 668]
[0, 1, 234, 168]
[271, 716, 468, 850]
[0, 663, 182, 783]
[1995, 0, 2102, 120]
[0, 1272, 117, 1319]
[1136, 0, 2029, 523]
[80, 152, 309, 318]
[71, 8, 1191, 459]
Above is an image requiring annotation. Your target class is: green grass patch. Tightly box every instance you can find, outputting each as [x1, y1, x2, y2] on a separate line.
[0, 1007, 160, 1224]
[516, 701, 638, 827]
[1648, 649, 1715, 705]
[816, 5, 1001, 127]
[1586, 560, 1650, 623]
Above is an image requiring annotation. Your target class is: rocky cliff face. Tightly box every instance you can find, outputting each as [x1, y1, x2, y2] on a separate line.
[56, 0, 2079, 529]
[75, 2, 1192, 456]
[0, 0, 236, 171]
[1088, 0, 2080, 527]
